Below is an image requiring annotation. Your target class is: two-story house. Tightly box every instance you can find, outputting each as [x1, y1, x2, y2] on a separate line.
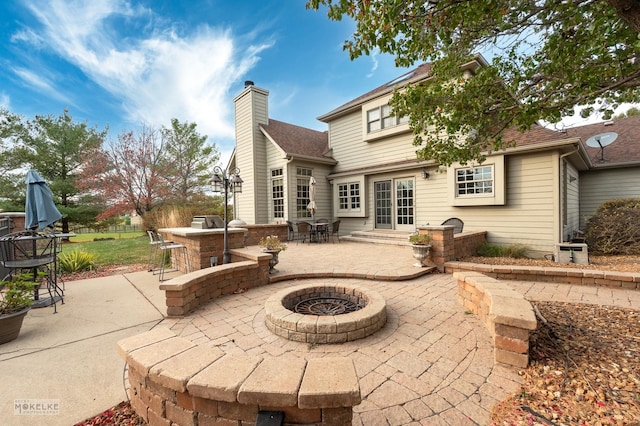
[228, 58, 640, 257]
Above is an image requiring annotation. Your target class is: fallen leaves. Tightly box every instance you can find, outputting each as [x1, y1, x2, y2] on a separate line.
[490, 302, 640, 425]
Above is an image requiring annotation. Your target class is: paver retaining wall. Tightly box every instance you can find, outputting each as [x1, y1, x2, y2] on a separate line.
[454, 271, 537, 368]
[117, 328, 361, 426]
[445, 261, 640, 289]
[160, 250, 271, 317]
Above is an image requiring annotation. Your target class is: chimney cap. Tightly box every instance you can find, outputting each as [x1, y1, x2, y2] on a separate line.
[244, 80, 254, 88]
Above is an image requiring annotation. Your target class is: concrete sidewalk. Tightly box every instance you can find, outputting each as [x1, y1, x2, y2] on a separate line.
[0, 272, 169, 426]
[0, 241, 637, 425]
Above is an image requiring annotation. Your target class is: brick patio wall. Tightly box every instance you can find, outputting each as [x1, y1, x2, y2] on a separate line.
[159, 224, 287, 272]
[236, 223, 287, 247]
[160, 250, 271, 317]
[445, 262, 640, 289]
[454, 271, 537, 368]
[117, 328, 360, 426]
[416, 226, 487, 272]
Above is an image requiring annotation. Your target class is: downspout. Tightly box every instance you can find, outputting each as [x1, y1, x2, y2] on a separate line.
[559, 146, 580, 243]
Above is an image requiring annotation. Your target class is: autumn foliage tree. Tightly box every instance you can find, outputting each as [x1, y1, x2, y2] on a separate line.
[307, 0, 640, 165]
[82, 120, 219, 219]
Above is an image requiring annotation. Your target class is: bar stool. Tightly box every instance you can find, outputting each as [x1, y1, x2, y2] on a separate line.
[156, 234, 190, 282]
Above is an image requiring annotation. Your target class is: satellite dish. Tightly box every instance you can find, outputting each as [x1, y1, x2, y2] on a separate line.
[585, 132, 617, 162]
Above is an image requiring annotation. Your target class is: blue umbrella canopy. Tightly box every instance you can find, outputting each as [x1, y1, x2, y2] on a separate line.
[25, 170, 62, 230]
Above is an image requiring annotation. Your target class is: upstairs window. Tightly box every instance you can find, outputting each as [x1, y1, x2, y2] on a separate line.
[366, 104, 408, 134]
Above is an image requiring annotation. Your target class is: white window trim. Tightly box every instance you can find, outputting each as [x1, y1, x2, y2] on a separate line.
[447, 155, 505, 206]
[361, 95, 410, 142]
[334, 175, 366, 217]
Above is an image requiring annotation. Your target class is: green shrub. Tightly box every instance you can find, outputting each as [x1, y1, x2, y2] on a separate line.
[476, 243, 530, 258]
[586, 198, 640, 255]
[58, 249, 96, 272]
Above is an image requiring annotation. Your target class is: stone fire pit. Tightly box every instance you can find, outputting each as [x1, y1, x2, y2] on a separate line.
[264, 283, 386, 343]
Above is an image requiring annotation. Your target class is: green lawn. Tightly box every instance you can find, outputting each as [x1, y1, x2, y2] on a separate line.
[60, 234, 149, 267]
[68, 231, 146, 243]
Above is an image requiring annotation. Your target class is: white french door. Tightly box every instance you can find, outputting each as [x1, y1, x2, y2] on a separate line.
[374, 178, 415, 231]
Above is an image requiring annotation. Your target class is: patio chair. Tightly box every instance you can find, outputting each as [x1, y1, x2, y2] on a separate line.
[295, 221, 311, 245]
[156, 233, 190, 282]
[315, 218, 329, 241]
[328, 220, 341, 243]
[147, 230, 174, 272]
[286, 220, 296, 241]
[441, 217, 464, 234]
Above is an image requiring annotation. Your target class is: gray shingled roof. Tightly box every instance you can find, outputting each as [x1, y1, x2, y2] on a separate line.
[562, 117, 640, 166]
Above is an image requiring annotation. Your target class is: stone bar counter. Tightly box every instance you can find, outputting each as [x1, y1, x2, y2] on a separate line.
[158, 227, 247, 271]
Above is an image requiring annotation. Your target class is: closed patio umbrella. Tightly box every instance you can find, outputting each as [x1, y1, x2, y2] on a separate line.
[25, 170, 62, 231]
[306, 176, 317, 221]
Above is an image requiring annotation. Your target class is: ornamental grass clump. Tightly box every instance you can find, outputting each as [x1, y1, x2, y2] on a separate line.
[59, 249, 96, 273]
[409, 233, 431, 245]
[259, 235, 287, 251]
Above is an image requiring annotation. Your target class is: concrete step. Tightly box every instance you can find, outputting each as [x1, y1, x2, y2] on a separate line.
[342, 230, 412, 246]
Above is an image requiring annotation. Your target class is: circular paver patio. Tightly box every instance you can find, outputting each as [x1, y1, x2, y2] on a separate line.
[158, 273, 522, 425]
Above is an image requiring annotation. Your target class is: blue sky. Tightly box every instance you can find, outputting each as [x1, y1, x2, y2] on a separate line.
[0, 0, 404, 165]
[1, 0, 631, 168]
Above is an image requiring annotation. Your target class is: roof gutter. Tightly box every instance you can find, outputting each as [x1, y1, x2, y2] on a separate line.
[285, 153, 338, 165]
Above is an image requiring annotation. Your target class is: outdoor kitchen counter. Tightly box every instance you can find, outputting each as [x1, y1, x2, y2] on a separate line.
[158, 227, 247, 271]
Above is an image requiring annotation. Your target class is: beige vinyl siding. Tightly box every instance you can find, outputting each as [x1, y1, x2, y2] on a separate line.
[234, 86, 269, 224]
[352, 152, 559, 256]
[564, 161, 580, 240]
[329, 110, 417, 173]
[579, 167, 640, 228]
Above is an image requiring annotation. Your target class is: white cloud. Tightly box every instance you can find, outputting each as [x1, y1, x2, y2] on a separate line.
[18, 0, 272, 150]
[542, 103, 639, 131]
[367, 49, 380, 78]
[11, 67, 71, 103]
[0, 93, 10, 109]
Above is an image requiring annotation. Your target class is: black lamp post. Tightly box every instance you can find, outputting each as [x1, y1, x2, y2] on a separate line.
[212, 166, 243, 264]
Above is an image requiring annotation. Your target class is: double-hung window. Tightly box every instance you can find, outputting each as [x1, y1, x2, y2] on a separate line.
[296, 167, 313, 218]
[337, 182, 360, 211]
[271, 168, 284, 219]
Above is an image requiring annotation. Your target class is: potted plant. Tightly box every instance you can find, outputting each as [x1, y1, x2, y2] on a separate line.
[0, 272, 38, 345]
[409, 233, 431, 267]
[259, 235, 287, 272]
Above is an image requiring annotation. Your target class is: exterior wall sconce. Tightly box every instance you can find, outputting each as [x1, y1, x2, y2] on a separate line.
[421, 169, 430, 180]
[569, 175, 577, 183]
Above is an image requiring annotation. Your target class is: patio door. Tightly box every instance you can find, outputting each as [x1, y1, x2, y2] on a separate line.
[395, 178, 415, 231]
[374, 181, 392, 229]
[374, 178, 415, 231]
